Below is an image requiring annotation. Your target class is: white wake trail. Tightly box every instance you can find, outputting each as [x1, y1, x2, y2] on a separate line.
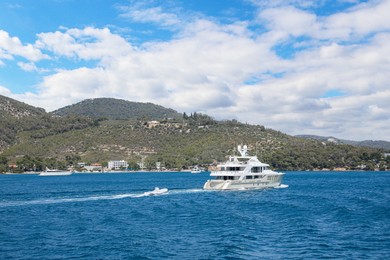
[0, 193, 142, 207]
[0, 188, 212, 207]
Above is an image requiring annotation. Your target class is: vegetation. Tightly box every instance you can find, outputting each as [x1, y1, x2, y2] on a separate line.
[1, 95, 389, 173]
[51, 98, 182, 120]
[297, 135, 390, 150]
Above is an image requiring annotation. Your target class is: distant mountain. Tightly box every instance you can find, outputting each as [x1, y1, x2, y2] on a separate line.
[0, 94, 95, 153]
[0, 94, 45, 118]
[296, 135, 390, 150]
[344, 140, 390, 150]
[51, 98, 182, 120]
[0, 95, 45, 151]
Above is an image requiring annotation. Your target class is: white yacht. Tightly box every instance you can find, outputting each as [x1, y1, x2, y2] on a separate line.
[39, 168, 73, 176]
[203, 145, 285, 190]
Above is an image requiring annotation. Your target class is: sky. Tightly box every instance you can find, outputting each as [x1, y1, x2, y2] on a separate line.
[0, 0, 389, 141]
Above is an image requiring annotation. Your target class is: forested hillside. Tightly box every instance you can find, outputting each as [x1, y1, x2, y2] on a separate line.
[51, 98, 182, 120]
[0, 95, 96, 153]
[1, 95, 389, 173]
[1, 95, 45, 151]
[297, 135, 390, 150]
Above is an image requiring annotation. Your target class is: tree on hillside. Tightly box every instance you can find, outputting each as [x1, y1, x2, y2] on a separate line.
[0, 156, 8, 173]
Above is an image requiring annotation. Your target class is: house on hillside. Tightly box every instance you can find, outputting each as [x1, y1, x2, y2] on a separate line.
[146, 121, 160, 128]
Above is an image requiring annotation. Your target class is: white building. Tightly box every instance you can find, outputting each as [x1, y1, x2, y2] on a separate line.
[108, 160, 129, 170]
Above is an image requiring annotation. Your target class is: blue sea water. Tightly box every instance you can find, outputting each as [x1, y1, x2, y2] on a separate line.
[0, 171, 389, 259]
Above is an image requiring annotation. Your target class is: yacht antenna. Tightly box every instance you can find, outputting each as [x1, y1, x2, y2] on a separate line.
[237, 144, 248, 157]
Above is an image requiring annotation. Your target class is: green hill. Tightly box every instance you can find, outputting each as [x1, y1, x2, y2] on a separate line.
[1, 95, 389, 172]
[0, 94, 46, 117]
[0, 94, 95, 153]
[51, 98, 182, 120]
[296, 135, 390, 150]
[0, 94, 46, 152]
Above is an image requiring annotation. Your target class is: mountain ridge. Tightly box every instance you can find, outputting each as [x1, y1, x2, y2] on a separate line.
[296, 135, 390, 150]
[0, 95, 46, 118]
[51, 98, 182, 120]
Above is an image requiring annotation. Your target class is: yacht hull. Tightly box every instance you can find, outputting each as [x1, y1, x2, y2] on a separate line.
[203, 175, 284, 190]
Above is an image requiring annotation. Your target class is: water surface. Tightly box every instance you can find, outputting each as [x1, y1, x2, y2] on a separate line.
[1, 171, 389, 259]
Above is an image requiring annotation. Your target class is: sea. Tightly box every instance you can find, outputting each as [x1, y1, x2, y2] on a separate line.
[0, 171, 389, 259]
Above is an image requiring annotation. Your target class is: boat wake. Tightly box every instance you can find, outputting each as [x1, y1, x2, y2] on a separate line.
[169, 188, 207, 195]
[0, 186, 286, 208]
[0, 188, 209, 207]
[275, 184, 289, 189]
[0, 193, 141, 207]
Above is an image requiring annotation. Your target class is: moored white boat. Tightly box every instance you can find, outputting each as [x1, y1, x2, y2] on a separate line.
[39, 168, 73, 176]
[203, 145, 285, 190]
[191, 166, 202, 174]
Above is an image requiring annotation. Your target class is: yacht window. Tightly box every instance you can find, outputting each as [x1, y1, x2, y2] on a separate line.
[254, 175, 259, 179]
[246, 176, 253, 179]
[252, 167, 264, 173]
[228, 167, 241, 171]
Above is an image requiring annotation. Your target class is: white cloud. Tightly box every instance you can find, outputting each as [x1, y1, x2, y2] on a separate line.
[0, 85, 12, 95]
[257, 0, 390, 42]
[259, 6, 319, 38]
[250, 0, 319, 8]
[21, 22, 274, 113]
[35, 27, 133, 60]
[323, 0, 390, 39]
[17, 62, 49, 73]
[119, 6, 181, 27]
[0, 30, 48, 62]
[117, 1, 184, 30]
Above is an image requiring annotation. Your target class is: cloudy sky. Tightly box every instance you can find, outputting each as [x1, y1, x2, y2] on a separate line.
[0, 0, 389, 141]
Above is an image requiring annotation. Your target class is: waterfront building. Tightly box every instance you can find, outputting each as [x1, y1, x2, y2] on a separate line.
[108, 160, 128, 170]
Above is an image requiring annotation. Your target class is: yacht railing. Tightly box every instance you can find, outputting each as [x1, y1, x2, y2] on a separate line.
[211, 170, 244, 175]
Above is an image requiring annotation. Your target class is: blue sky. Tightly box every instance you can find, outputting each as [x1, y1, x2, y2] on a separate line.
[0, 0, 389, 141]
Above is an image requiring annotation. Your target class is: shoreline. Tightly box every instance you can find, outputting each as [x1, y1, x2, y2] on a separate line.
[1, 170, 208, 175]
[2, 169, 389, 175]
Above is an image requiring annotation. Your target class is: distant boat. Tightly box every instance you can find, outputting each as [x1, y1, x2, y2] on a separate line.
[203, 145, 285, 190]
[191, 166, 202, 174]
[39, 168, 73, 176]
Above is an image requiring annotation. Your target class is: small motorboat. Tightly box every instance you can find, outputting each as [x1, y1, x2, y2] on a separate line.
[143, 187, 169, 196]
